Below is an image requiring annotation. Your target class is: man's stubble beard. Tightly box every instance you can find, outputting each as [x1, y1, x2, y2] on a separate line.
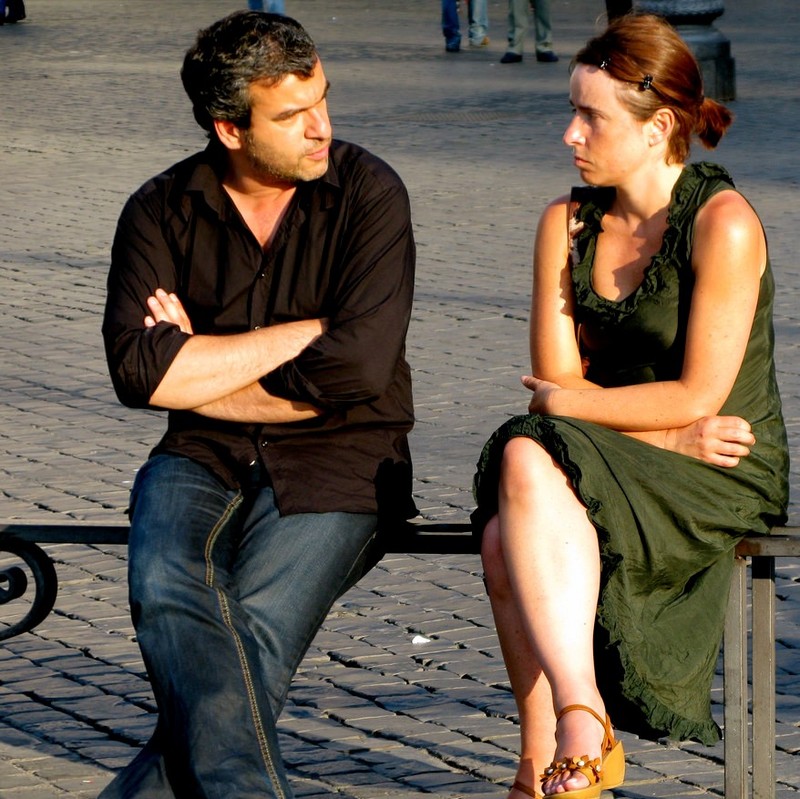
[243, 132, 330, 185]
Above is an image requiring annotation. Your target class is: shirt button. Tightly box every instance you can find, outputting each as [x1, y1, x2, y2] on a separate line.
[253, 325, 261, 330]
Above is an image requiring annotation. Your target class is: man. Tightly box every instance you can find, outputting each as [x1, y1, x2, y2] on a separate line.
[499, 0, 558, 64]
[0, 0, 26, 24]
[441, 0, 490, 52]
[101, 11, 416, 798]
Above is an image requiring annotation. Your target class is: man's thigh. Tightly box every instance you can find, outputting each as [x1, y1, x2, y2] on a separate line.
[126, 454, 380, 712]
[126, 454, 243, 598]
[233, 487, 378, 711]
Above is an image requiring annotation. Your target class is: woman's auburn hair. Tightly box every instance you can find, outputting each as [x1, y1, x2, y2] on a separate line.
[573, 13, 733, 163]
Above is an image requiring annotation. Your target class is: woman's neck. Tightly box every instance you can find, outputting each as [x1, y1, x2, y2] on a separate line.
[612, 161, 685, 226]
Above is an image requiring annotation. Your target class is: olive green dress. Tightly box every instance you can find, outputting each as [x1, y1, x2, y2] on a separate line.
[472, 163, 789, 745]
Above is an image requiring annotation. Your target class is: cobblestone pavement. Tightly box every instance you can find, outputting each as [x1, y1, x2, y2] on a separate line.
[1, 1, 799, 797]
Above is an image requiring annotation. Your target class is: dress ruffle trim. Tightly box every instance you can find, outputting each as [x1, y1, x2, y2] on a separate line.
[570, 162, 735, 328]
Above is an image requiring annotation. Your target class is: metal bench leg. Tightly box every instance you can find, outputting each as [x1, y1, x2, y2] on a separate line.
[724, 553, 749, 799]
[751, 555, 776, 799]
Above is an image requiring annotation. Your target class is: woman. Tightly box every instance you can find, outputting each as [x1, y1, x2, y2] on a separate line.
[473, 14, 788, 799]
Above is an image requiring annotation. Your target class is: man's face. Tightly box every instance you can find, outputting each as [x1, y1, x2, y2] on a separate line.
[240, 60, 332, 185]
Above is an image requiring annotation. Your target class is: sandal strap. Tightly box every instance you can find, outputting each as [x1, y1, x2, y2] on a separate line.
[513, 779, 541, 798]
[540, 754, 602, 785]
[556, 703, 615, 751]
[556, 704, 606, 729]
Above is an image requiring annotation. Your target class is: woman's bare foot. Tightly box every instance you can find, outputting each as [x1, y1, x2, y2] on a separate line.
[541, 705, 606, 796]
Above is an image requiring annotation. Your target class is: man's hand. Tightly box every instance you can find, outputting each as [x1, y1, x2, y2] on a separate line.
[664, 416, 755, 467]
[144, 289, 194, 334]
[143, 286, 328, 415]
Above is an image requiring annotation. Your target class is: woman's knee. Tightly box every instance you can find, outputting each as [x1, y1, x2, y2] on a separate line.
[499, 437, 551, 496]
[500, 437, 576, 507]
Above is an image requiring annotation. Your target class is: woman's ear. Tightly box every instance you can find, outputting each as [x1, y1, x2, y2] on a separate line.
[648, 107, 675, 147]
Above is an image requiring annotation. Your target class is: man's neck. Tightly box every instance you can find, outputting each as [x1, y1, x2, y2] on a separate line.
[224, 180, 297, 249]
[222, 163, 297, 249]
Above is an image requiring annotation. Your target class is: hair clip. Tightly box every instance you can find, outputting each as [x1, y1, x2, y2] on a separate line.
[640, 74, 654, 91]
[599, 58, 611, 70]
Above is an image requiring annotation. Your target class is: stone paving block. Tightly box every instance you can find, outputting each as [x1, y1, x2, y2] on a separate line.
[776, 726, 800, 755]
[6, 788, 72, 799]
[2, 0, 800, 796]
[0, 768, 53, 793]
[622, 779, 710, 797]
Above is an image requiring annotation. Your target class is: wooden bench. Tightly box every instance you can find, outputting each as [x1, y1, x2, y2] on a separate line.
[1, 519, 797, 799]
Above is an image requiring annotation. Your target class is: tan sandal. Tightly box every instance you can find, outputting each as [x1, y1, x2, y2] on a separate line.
[512, 780, 542, 799]
[540, 704, 625, 799]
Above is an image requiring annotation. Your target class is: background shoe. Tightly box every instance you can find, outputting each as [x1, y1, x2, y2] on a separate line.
[446, 43, 461, 52]
[500, 52, 523, 63]
[470, 35, 490, 47]
[536, 51, 559, 62]
[6, 0, 26, 22]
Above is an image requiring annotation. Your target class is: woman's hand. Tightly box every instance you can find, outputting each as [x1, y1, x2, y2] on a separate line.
[524, 371, 754, 468]
[522, 375, 563, 415]
[664, 416, 755, 467]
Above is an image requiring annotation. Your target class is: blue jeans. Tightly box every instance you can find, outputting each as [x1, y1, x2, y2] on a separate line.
[100, 454, 379, 798]
[441, 0, 489, 48]
[247, 0, 286, 12]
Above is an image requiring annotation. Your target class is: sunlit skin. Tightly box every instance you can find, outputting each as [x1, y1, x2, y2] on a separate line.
[492, 62, 766, 799]
[220, 59, 333, 193]
[563, 64, 661, 189]
[140, 62, 337, 418]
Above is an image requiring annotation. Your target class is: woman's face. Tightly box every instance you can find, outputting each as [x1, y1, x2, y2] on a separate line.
[563, 64, 652, 187]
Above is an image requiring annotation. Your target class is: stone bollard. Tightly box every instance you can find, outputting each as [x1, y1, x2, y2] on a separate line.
[635, 0, 736, 101]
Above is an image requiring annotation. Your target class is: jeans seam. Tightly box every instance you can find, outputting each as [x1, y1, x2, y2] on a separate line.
[216, 591, 285, 799]
[202, 494, 242, 586]
[203, 495, 286, 799]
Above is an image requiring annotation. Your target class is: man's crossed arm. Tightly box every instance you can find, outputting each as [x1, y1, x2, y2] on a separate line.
[145, 288, 325, 424]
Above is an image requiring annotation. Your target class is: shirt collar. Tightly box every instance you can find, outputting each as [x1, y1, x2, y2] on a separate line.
[181, 139, 344, 218]
[181, 142, 230, 218]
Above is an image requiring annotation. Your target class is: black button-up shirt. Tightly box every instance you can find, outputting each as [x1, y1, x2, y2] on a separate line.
[103, 140, 416, 519]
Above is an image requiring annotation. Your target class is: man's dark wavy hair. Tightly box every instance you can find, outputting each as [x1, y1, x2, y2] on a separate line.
[181, 12, 317, 139]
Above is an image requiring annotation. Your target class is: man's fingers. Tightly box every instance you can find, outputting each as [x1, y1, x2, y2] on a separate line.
[145, 289, 193, 334]
[147, 291, 182, 322]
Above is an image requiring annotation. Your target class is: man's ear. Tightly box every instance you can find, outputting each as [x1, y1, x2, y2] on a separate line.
[213, 119, 246, 151]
